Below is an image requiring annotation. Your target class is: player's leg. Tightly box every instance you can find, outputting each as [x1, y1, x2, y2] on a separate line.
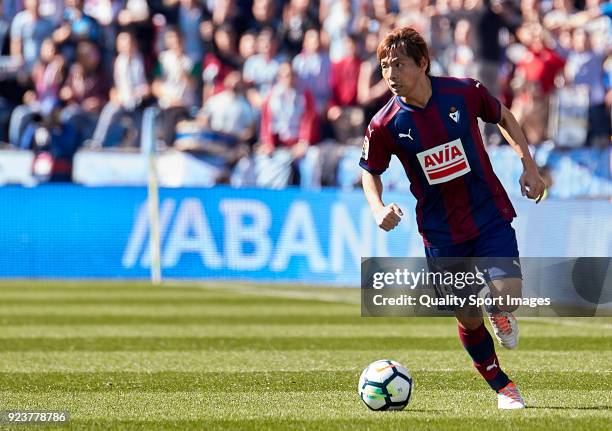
[455, 304, 525, 409]
[474, 223, 526, 408]
[474, 223, 523, 349]
[483, 277, 522, 349]
[454, 305, 510, 390]
[489, 277, 522, 311]
[425, 239, 525, 408]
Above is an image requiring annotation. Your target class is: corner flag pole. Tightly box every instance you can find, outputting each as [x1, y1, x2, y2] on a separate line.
[142, 107, 162, 285]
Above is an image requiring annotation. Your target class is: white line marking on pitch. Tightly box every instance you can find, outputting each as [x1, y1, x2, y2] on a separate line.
[172, 281, 361, 305]
[522, 317, 612, 330]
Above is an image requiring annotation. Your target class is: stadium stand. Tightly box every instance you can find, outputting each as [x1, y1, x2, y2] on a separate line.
[0, 0, 610, 197]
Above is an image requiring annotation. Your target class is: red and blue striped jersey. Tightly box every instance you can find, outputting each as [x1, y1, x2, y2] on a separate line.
[360, 76, 516, 247]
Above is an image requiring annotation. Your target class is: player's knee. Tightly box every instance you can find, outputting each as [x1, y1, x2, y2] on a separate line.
[500, 302, 520, 313]
[456, 316, 484, 330]
[455, 307, 483, 330]
[489, 278, 522, 312]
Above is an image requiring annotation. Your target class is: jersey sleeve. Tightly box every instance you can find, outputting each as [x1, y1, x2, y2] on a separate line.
[10, 14, 24, 40]
[469, 79, 502, 124]
[359, 120, 394, 175]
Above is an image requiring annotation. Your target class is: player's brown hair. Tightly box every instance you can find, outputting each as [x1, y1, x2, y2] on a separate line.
[376, 27, 430, 74]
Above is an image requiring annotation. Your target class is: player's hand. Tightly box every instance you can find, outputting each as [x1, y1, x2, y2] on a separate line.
[519, 165, 546, 203]
[373, 203, 403, 231]
[256, 142, 275, 156]
[291, 141, 309, 160]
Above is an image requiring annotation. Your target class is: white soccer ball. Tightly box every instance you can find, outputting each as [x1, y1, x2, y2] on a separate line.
[358, 359, 413, 411]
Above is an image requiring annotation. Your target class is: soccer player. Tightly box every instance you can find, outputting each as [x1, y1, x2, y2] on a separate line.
[360, 27, 545, 409]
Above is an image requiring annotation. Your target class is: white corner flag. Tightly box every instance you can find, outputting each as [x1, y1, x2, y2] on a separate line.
[141, 107, 162, 285]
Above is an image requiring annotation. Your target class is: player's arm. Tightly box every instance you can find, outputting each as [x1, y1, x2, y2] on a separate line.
[362, 170, 403, 231]
[497, 105, 546, 202]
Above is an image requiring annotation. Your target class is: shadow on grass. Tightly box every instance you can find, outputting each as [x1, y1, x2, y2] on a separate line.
[526, 405, 612, 411]
[404, 409, 448, 413]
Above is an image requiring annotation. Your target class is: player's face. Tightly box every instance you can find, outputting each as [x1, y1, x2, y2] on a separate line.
[380, 50, 426, 98]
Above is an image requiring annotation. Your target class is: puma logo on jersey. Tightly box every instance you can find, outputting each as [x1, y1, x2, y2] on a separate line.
[475, 81, 481, 88]
[399, 129, 413, 140]
[486, 359, 498, 372]
[416, 138, 471, 185]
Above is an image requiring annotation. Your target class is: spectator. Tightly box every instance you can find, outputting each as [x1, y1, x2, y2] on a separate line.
[606, 55, 612, 130]
[0, 0, 9, 53]
[9, 0, 55, 72]
[233, 61, 318, 188]
[151, 26, 199, 147]
[83, 0, 120, 26]
[243, 27, 285, 109]
[117, 0, 149, 31]
[396, 0, 429, 36]
[465, 0, 520, 145]
[88, 31, 149, 148]
[328, 33, 364, 144]
[365, 0, 395, 32]
[279, 0, 319, 57]
[261, 61, 318, 150]
[178, 0, 204, 63]
[85, 0, 124, 77]
[116, 0, 152, 66]
[542, 11, 573, 58]
[174, 70, 255, 184]
[511, 23, 566, 145]
[0, 98, 10, 143]
[39, 0, 64, 24]
[210, 0, 249, 36]
[544, 0, 576, 25]
[0, 0, 12, 141]
[53, 0, 101, 61]
[321, 0, 354, 62]
[148, 0, 183, 25]
[9, 37, 65, 147]
[397, 2, 446, 76]
[292, 27, 331, 116]
[444, 18, 477, 78]
[25, 105, 79, 182]
[519, 0, 541, 24]
[194, 70, 256, 147]
[238, 29, 257, 64]
[249, 0, 281, 33]
[429, 0, 454, 56]
[59, 40, 109, 142]
[357, 29, 391, 121]
[466, 0, 519, 95]
[565, 27, 610, 147]
[584, 0, 612, 53]
[202, 23, 241, 102]
[2, 0, 22, 23]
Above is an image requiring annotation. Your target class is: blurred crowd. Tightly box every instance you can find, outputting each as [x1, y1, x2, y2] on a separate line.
[0, 0, 610, 185]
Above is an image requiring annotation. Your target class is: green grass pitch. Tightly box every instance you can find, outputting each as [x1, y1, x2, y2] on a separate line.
[0, 281, 611, 430]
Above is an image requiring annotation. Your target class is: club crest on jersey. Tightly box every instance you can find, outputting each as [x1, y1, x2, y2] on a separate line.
[449, 106, 460, 123]
[416, 138, 471, 185]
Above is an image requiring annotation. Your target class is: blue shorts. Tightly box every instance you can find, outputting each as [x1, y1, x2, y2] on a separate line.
[423, 222, 522, 309]
[424, 221, 522, 282]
